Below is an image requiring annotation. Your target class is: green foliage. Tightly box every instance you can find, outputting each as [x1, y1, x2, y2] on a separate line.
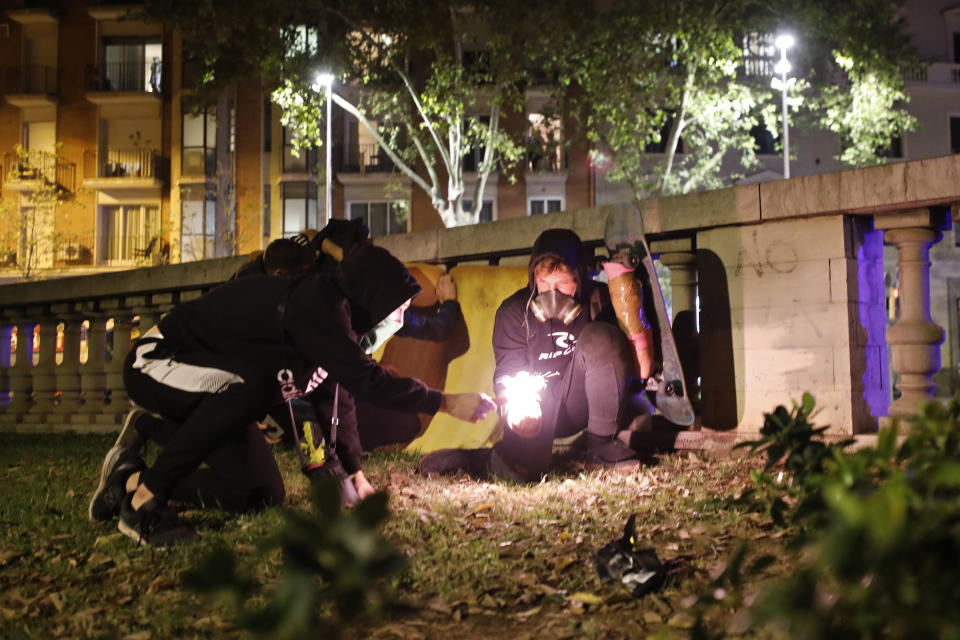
[710, 396, 960, 639]
[183, 476, 404, 638]
[735, 393, 851, 528]
[558, 0, 918, 199]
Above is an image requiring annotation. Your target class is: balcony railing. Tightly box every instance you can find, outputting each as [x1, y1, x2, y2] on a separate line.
[86, 60, 163, 93]
[5, 66, 58, 95]
[338, 143, 395, 174]
[2, 150, 76, 192]
[84, 148, 166, 180]
[904, 63, 960, 85]
[526, 145, 565, 173]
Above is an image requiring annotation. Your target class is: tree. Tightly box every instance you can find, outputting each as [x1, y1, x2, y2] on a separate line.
[555, 0, 919, 198]
[145, 0, 559, 228]
[0, 144, 77, 280]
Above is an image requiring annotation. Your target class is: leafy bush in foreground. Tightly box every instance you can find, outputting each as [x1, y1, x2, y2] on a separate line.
[717, 396, 960, 639]
[183, 476, 404, 639]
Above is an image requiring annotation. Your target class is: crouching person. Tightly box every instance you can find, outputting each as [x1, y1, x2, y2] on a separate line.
[419, 228, 644, 481]
[89, 243, 495, 546]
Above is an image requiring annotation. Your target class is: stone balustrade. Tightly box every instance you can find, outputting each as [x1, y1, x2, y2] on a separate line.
[0, 257, 247, 432]
[1, 154, 959, 436]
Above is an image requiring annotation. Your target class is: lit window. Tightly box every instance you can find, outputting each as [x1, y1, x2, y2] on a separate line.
[348, 201, 408, 238]
[528, 198, 562, 216]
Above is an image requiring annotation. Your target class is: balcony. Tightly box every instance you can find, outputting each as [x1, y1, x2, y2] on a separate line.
[83, 148, 166, 191]
[904, 63, 960, 88]
[85, 61, 163, 105]
[1, 150, 75, 193]
[4, 66, 59, 108]
[338, 143, 394, 175]
[526, 145, 565, 173]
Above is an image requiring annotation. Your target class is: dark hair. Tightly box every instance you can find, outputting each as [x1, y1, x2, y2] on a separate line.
[263, 238, 311, 275]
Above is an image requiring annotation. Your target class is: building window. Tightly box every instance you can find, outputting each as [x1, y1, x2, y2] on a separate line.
[954, 32, 960, 63]
[951, 116, 960, 154]
[282, 182, 318, 236]
[878, 135, 903, 159]
[282, 127, 319, 173]
[742, 32, 775, 77]
[101, 37, 162, 92]
[348, 201, 408, 238]
[750, 124, 777, 155]
[527, 113, 563, 172]
[645, 114, 683, 154]
[263, 184, 271, 237]
[463, 116, 490, 172]
[462, 199, 494, 222]
[181, 185, 216, 262]
[101, 204, 159, 265]
[182, 107, 216, 176]
[529, 198, 562, 215]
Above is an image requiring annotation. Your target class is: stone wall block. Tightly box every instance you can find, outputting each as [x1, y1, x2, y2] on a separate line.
[759, 171, 842, 220]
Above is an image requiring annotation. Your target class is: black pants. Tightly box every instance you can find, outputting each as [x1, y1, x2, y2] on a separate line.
[123, 337, 284, 511]
[493, 322, 634, 479]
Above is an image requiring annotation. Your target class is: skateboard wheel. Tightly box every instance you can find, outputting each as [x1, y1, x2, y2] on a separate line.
[665, 380, 683, 397]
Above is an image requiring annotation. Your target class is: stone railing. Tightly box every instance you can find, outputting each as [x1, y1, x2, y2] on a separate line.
[1, 154, 959, 437]
[0, 257, 246, 433]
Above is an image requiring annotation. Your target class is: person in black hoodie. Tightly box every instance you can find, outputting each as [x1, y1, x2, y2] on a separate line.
[419, 228, 640, 481]
[90, 243, 494, 546]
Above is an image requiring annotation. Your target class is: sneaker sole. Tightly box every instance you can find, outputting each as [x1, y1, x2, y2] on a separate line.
[89, 445, 124, 521]
[117, 516, 147, 546]
[88, 411, 142, 521]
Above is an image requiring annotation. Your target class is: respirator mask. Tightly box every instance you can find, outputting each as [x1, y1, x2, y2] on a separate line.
[359, 314, 405, 354]
[530, 289, 582, 325]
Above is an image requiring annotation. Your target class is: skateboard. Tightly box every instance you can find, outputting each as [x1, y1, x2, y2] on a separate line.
[604, 206, 696, 426]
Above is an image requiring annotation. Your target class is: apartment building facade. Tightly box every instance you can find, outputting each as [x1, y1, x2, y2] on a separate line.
[1, 0, 958, 281]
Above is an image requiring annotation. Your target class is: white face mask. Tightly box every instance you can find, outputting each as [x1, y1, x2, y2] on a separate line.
[359, 314, 405, 354]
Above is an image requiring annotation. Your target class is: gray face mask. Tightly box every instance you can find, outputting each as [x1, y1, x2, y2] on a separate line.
[359, 314, 405, 354]
[530, 289, 582, 325]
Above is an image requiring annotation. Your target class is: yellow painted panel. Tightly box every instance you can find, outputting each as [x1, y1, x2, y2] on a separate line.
[406, 265, 529, 452]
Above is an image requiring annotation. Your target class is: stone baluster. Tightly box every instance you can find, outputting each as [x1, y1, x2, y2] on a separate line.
[53, 304, 84, 416]
[0, 322, 11, 409]
[79, 308, 109, 420]
[24, 313, 59, 421]
[7, 314, 35, 419]
[103, 304, 134, 418]
[876, 209, 949, 417]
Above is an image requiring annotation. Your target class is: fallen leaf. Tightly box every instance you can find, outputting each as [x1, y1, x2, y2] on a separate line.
[468, 503, 494, 517]
[668, 612, 696, 629]
[677, 529, 691, 540]
[553, 556, 576, 573]
[86, 552, 114, 568]
[234, 543, 256, 554]
[49, 534, 73, 542]
[643, 611, 663, 624]
[479, 593, 498, 609]
[146, 577, 173, 594]
[93, 533, 124, 547]
[48, 592, 64, 613]
[514, 605, 542, 618]
[0, 550, 22, 565]
[122, 632, 151, 640]
[426, 597, 451, 615]
[569, 592, 604, 605]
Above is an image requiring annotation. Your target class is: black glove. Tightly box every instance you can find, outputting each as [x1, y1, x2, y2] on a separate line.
[303, 458, 361, 507]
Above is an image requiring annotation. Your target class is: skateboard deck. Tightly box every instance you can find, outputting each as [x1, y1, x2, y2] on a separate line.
[604, 206, 695, 426]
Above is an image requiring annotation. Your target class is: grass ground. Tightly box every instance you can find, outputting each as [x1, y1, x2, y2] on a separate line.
[0, 433, 783, 639]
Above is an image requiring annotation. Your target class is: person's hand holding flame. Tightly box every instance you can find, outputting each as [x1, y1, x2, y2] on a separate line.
[498, 371, 548, 439]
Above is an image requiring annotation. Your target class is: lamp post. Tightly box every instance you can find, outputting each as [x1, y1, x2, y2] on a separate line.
[316, 72, 334, 226]
[773, 34, 794, 179]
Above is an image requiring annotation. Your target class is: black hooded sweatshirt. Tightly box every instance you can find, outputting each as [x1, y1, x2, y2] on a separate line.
[491, 229, 613, 400]
[156, 244, 441, 469]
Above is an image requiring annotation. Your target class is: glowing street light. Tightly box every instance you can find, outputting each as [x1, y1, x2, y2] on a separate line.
[316, 72, 335, 226]
[773, 34, 794, 179]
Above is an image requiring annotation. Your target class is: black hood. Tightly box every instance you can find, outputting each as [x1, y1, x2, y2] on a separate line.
[528, 228, 584, 295]
[335, 243, 421, 335]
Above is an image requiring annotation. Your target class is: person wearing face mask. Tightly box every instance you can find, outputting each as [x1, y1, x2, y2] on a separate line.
[88, 243, 495, 546]
[419, 228, 643, 481]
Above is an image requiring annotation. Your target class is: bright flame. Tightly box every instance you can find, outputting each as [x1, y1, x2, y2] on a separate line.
[500, 371, 548, 427]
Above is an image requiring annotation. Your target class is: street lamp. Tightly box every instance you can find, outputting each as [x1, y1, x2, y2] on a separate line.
[316, 72, 334, 226]
[773, 34, 794, 179]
